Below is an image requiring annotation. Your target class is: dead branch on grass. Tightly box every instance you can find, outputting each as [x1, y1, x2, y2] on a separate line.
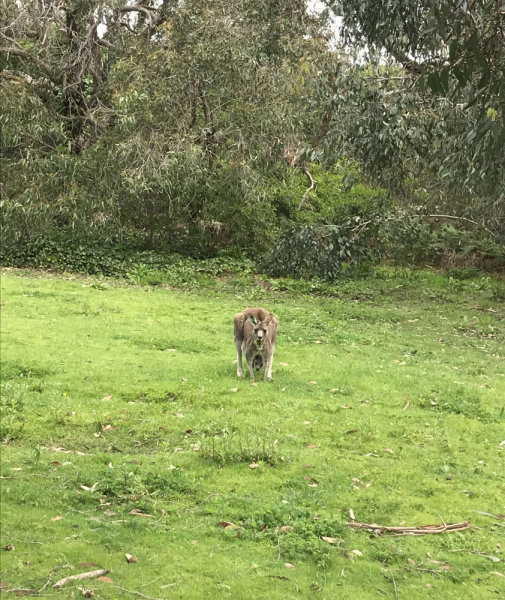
[52, 569, 110, 589]
[347, 520, 470, 535]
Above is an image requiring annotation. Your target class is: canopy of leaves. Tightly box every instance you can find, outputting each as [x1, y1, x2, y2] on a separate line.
[1, 0, 332, 253]
[324, 0, 505, 232]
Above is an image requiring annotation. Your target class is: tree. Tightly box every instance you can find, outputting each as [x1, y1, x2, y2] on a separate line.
[323, 0, 505, 231]
[1, 0, 331, 252]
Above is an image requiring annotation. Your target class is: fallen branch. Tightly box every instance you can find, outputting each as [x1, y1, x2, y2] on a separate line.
[347, 520, 470, 536]
[427, 214, 497, 237]
[52, 569, 110, 589]
[297, 166, 316, 211]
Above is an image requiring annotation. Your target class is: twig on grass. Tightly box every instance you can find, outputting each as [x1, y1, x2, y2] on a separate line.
[52, 569, 110, 589]
[347, 520, 470, 535]
[389, 569, 398, 600]
[137, 575, 165, 589]
[0, 474, 62, 480]
[105, 585, 169, 600]
[1, 532, 43, 545]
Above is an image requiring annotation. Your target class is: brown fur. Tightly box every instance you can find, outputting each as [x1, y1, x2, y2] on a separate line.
[233, 307, 278, 382]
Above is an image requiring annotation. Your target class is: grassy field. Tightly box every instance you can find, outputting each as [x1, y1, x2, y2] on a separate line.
[1, 267, 504, 599]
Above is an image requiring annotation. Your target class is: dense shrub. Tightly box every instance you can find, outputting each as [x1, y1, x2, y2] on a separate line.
[262, 217, 385, 281]
[0, 235, 255, 280]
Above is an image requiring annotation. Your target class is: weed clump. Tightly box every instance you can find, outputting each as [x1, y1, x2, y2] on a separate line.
[0, 382, 27, 442]
[235, 501, 347, 568]
[199, 425, 283, 466]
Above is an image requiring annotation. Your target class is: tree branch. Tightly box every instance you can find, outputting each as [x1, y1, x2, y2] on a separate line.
[427, 214, 497, 237]
[120, 5, 155, 27]
[2, 46, 52, 77]
[298, 166, 317, 211]
[96, 38, 116, 49]
[390, 51, 423, 75]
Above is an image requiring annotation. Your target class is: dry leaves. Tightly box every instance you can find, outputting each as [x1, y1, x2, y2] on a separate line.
[407, 558, 416, 566]
[249, 462, 259, 469]
[217, 522, 240, 530]
[383, 449, 394, 454]
[95, 576, 113, 584]
[402, 401, 410, 411]
[101, 396, 112, 402]
[50, 516, 64, 522]
[78, 563, 98, 568]
[129, 509, 155, 518]
[4, 544, 15, 551]
[125, 554, 137, 563]
[340, 405, 353, 409]
[231, 388, 238, 392]
[280, 526, 293, 533]
[305, 444, 317, 448]
[321, 536, 341, 544]
[490, 571, 504, 577]
[80, 483, 99, 492]
[284, 563, 295, 569]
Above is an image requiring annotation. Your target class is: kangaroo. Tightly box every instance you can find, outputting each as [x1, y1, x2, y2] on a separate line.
[233, 307, 278, 382]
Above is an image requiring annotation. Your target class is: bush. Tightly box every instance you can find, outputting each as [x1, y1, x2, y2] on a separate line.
[0, 235, 255, 281]
[262, 217, 384, 281]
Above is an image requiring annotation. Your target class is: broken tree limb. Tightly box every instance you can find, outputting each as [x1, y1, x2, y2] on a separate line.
[298, 166, 317, 211]
[52, 569, 110, 589]
[427, 214, 496, 237]
[347, 520, 470, 536]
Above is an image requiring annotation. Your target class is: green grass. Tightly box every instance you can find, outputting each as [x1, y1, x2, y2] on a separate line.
[1, 267, 505, 599]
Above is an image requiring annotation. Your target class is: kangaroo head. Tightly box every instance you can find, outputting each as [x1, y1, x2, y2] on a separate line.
[248, 313, 273, 347]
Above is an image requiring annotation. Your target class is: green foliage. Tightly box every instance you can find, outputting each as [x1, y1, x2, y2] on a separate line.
[237, 500, 346, 568]
[327, 0, 505, 227]
[97, 465, 195, 503]
[1, 0, 328, 252]
[0, 236, 255, 279]
[269, 163, 387, 225]
[0, 382, 26, 442]
[262, 216, 384, 281]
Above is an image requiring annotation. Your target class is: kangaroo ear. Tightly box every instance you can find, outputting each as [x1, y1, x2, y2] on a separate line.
[263, 313, 273, 326]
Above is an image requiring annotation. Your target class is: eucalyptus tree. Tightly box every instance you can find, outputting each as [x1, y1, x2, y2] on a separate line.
[323, 0, 505, 230]
[1, 0, 332, 251]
